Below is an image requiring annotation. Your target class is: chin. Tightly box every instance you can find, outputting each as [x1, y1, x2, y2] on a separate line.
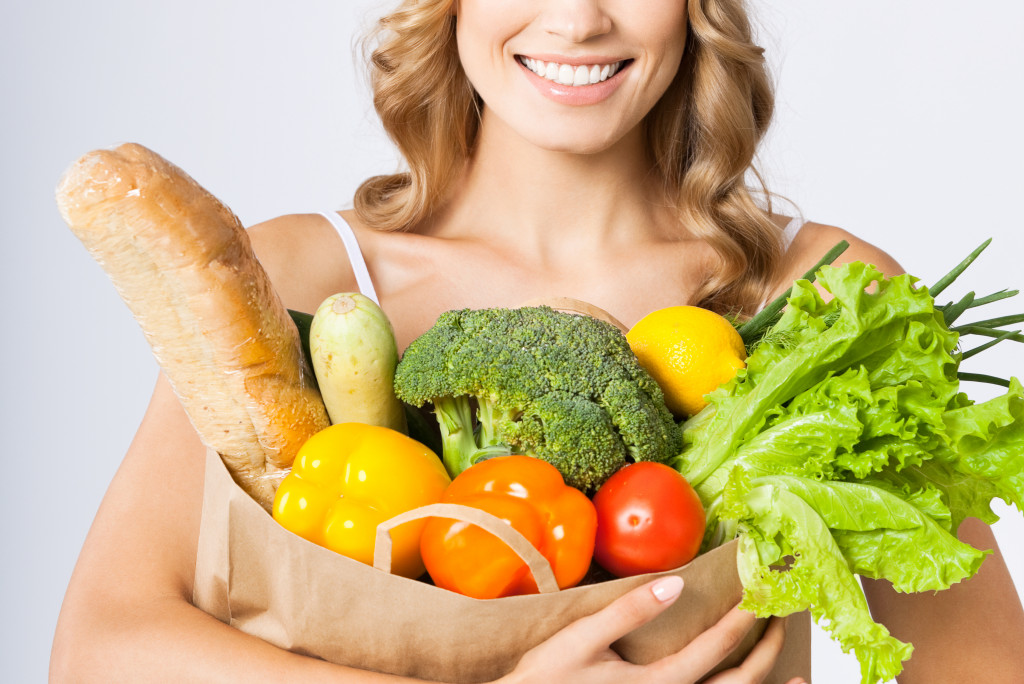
[520, 126, 627, 156]
[483, 104, 637, 157]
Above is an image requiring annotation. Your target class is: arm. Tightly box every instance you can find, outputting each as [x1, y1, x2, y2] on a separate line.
[49, 373, 428, 683]
[51, 215, 804, 683]
[50, 394, 799, 684]
[778, 222, 1024, 682]
[50, 214, 426, 683]
[766, 221, 903, 303]
[863, 519, 1024, 683]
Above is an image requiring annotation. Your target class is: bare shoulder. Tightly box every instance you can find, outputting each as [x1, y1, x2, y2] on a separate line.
[769, 221, 905, 299]
[245, 212, 360, 314]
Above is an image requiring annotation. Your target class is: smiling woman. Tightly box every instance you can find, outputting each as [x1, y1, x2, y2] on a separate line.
[454, 0, 686, 148]
[41, 0, 1024, 683]
[358, 0, 781, 320]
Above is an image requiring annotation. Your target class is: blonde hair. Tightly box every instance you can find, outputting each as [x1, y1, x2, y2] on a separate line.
[355, 0, 783, 316]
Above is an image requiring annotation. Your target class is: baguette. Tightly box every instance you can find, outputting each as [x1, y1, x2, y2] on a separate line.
[56, 143, 330, 509]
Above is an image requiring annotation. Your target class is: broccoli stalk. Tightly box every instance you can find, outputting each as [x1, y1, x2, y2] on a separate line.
[432, 395, 520, 477]
[476, 394, 521, 447]
[432, 396, 480, 477]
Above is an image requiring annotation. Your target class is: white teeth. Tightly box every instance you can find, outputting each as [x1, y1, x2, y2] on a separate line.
[521, 57, 624, 87]
[557, 63, 574, 85]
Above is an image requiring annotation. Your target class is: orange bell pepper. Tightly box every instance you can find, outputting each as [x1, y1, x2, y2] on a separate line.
[420, 455, 597, 599]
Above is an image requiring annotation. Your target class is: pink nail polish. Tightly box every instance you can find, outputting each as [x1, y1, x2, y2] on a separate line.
[651, 576, 684, 602]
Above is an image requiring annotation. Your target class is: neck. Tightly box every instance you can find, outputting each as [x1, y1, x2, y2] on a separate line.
[431, 109, 675, 256]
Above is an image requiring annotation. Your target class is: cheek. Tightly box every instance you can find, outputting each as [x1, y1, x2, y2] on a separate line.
[645, 0, 689, 57]
[454, 1, 530, 60]
[454, 7, 524, 96]
[651, 4, 689, 66]
[640, 20, 689, 104]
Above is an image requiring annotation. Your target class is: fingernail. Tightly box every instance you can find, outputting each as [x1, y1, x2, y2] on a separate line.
[651, 576, 684, 602]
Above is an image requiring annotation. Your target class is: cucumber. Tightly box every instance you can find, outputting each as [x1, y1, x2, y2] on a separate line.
[309, 293, 407, 433]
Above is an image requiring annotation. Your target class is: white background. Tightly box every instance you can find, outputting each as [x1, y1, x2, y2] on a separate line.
[2, 1, 1022, 682]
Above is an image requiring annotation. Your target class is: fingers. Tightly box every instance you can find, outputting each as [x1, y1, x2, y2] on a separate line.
[653, 604, 760, 682]
[730, 615, 787, 679]
[507, 577, 685, 684]
[568, 576, 685, 648]
[702, 615, 805, 684]
[512, 584, 805, 684]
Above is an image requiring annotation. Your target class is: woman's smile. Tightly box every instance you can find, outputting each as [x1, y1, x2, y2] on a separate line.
[517, 56, 630, 87]
[516, 55, 634, 105]
[456, 0, 689, 154]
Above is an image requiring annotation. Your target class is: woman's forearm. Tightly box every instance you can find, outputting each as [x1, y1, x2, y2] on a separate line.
[48, 376, 442, 684]
[50, 588, 437, 684]
[50, 375, 799, 684]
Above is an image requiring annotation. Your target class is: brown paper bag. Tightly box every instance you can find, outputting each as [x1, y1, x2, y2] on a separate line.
[194, 449, 811, 682]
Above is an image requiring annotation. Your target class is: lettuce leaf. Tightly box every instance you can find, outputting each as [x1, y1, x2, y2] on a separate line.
[730, 482, 913, 683]
[675, 262, 1024, 684]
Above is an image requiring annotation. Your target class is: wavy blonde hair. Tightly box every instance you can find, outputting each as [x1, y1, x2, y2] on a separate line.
[355, 0, 783, 316]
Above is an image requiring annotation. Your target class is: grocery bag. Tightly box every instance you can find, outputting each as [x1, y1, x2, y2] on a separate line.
[194, 449, 811, 683]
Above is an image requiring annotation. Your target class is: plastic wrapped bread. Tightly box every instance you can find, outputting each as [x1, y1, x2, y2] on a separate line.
[56, 142, 330, 509]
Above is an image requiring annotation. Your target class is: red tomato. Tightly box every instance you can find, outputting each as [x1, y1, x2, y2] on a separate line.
[592, 462, 706, 577]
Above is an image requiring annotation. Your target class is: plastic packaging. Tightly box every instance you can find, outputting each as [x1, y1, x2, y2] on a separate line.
[56, 142, 330, 510]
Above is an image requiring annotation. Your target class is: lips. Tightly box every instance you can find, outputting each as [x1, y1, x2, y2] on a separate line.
[515, 54, 633, 106]
[517, 56, 630, 87]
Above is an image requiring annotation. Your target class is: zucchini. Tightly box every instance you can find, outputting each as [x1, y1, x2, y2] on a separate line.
[309, 293, 407, 433]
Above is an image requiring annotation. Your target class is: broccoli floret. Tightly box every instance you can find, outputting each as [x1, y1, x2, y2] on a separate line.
[393, 306, 681, 491]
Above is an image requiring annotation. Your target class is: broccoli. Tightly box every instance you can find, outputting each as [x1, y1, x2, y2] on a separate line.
[393, 306, 682, 491]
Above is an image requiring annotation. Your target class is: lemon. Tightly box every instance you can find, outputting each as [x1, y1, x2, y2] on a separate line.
[626, 305, 747, 418]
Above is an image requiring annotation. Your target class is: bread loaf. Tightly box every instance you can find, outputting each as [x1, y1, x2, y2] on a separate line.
[56, 143, 331, 509]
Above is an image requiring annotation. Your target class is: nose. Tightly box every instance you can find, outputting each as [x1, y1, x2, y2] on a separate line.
[539, 0, 613, 43]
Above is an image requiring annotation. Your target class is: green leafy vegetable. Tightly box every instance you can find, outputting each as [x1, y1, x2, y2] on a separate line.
[393, 306, 681, 490]
[675, 252, 1024, 684]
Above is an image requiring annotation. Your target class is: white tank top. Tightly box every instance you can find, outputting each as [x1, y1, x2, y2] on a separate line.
[318, 211, 381, 306]
[779, 214, 806, 252]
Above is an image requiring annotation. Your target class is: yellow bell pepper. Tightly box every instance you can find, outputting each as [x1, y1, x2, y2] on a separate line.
[272, 422, 451, 578]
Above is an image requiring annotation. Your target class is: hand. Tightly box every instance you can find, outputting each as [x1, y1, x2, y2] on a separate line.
[499, 576, 806, 684]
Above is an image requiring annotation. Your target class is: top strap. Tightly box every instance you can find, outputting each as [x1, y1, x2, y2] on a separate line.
[319, 211, 381, 306]
[779, 215, 806, 253]
[755, 215, 809, 313]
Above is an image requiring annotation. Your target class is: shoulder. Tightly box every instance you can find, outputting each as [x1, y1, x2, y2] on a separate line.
[767, 220, 905, 299]
[245, 212, 360, 314]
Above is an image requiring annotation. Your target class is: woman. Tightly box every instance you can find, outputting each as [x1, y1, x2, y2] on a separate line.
[49, 0, 1024, 682]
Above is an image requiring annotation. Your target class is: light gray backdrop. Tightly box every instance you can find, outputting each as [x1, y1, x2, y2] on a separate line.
[3, 1, 1022, 682]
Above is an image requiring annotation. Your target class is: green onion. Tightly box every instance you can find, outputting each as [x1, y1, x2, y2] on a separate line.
[960, 329, 1021, 361]
[942, 291, 976, 326]
[738, 240, 849, 346]
[963, 289, 1019, 308]
[928, 238, 992, 298]
[953, 313, 1024, 332]
[956, 326, 1024, 343]
[957, 372, 1012, 388]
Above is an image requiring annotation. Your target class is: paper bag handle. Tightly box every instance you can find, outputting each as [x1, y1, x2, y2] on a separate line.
[373, 502, 560, 594]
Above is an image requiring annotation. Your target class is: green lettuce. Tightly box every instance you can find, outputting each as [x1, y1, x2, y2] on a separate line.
[674, 261, 1024, 684]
